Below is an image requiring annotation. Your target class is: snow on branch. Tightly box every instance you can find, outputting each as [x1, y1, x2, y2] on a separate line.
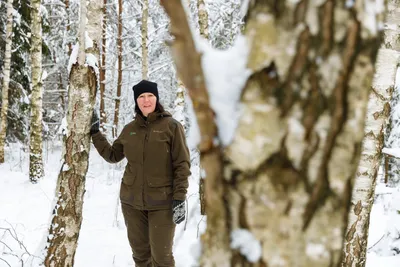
[382, 147, 400, 159]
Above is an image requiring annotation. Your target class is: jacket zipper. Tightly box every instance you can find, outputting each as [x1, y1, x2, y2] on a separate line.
[142, 122, 149, 208]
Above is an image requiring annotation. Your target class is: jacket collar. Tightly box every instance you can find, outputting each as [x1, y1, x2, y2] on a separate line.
[136, 110, 171, 126]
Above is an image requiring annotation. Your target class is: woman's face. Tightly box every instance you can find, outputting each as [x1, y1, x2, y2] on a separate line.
[137, 92, 157, 117]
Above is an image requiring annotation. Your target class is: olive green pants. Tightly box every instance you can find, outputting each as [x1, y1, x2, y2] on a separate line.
[121, 203, 176, 267]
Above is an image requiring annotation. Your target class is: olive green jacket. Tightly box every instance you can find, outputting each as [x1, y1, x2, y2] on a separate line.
[92, 111, 191, 210]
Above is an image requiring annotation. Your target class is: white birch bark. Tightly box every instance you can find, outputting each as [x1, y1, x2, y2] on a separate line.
[142, 0, 149, 79]
[29, 0, 44, 183]
[342, 1, 400, 266]
[99, 0, 107, 131]
[382, 0, 400, 186]
[0, 0, 14, 163]
[43, 0, 102, 265]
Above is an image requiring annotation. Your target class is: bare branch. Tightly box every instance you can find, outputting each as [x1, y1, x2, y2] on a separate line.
[0, 257, 12, 267]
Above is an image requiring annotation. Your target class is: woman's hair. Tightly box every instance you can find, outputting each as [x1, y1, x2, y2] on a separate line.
[135, 101, 165, 116]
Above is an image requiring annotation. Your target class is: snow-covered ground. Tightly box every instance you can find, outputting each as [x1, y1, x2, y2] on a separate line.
[1, 141, 400, 266]
[366, 183, 400, 267]
[0, 142, 204, 267]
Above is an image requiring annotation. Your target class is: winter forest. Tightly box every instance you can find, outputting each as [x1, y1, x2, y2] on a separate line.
[1, 0, 400, 266]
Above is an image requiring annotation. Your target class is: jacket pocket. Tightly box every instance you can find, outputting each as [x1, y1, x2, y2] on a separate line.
[147, 177, 172, 187]
[146, 177, 173, 207]
[147, 178, 172, 188]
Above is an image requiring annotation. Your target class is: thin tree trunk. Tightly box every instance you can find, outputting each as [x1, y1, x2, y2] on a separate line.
[141, 0, 149, 79]
[100, 0, 107, 130]
[197, 0, 208, 39]
[197, 0, 209, 216]
[161, 1, 229, 264]
[382, 0, 400, 187]
[29, 0, 44, 183]
[161, 0, 385, 266]
[342, 48, 398, 267]
[43, 0, 102, 265]
[343, 1, 400, 265]
[65, 0, 72, 54]
[113, 0, 122, 138]
[0, 0, 14, 164]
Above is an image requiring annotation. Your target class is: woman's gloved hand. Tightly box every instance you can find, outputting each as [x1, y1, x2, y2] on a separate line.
[90, 112, 100, 135]
[172, 200, 185, 224]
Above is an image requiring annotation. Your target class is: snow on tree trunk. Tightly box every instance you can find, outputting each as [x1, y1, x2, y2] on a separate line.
[0, 0, 14, 164]
[161, 0, 386, 266]
[142, 0, 149, 79]
[29, 0, 44, 183]
[43, 0, 102, 265]
[100, 0, 107, 131]
[112, 0, 122, 138]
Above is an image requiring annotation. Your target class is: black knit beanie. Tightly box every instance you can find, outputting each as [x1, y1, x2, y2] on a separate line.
[132, 80, 159, 106]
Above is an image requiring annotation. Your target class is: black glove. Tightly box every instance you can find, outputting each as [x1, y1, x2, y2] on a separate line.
[172, 200, 185, 224]
[90, 112, 100, 135]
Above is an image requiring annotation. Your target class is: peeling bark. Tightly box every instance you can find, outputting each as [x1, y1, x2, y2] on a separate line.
[0, 0, 14, 163]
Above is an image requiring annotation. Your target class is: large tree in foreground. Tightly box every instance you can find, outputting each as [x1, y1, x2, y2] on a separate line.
[161, 0, 386, 266]
[43, 0, 102, 265]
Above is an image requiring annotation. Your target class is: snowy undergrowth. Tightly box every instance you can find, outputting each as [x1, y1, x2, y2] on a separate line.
[0, 142, 204, 267]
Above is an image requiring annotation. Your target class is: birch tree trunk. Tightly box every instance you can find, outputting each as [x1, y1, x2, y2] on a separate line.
[342, 50, 399, 267]
[0, 0, 14, 164]
[197, 0, 209, 39]
[100, 0, 107, 131]
[112, 0, 122, 138]
[160, 0, 386, 266]
[65, 0, 72, 54]
[29, 0, 44, 183]
[197, 0, 209, 216]
[43, 0, 102, 265]
[343, 2, 400, 266]
[382, 0, 400, 187]
[141, 0, 149, 79]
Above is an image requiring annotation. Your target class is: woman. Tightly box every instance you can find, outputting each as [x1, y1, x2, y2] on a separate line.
[90, 79, 191, 267]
